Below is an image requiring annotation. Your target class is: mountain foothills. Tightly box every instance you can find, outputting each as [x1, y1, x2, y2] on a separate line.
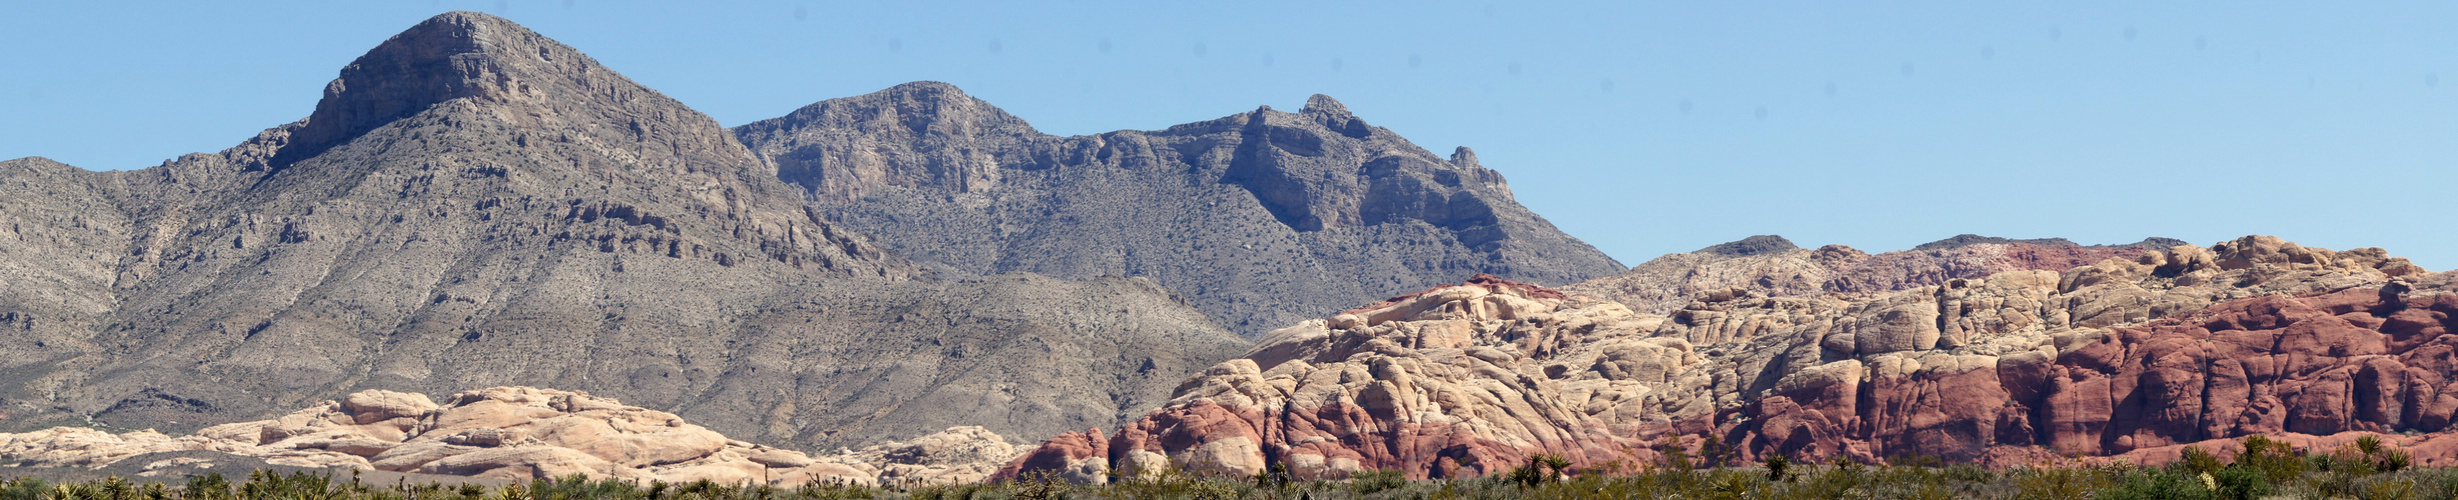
[4, 10, 2456, 486]
[0, 11, 1248, 451]
[732, 82, 1624, 336]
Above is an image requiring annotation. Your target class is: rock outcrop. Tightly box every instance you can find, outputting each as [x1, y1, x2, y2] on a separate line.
[998, 275, 1701, 481]
[734, 83, 1625, 336]
[1564, 234, 2183, 315]
[0, 11, 1247, 452]
[1005, 236, 2454, 480]
[0, 387, 1024, 486]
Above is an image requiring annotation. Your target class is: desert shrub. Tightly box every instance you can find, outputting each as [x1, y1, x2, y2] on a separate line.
[527, 474, 643, 499]
[2362, 477, 2418, 500]
[1885, 452, 1945, 468]
[1250, 462, 1292, 489]
[908, 482, 999, 500]
[1763, 453, 1792, 482]
[2233, 434, 2307, 485]
[1654, 434, 1694, 472]
[1100, 461, 1240, 500]
[1006, 470, 1064, 500]
[2007, 466, 2109, 500]
[1698, 435, 1740, 468]
[2097, 465, 2213, 500]
[1504, 454, 1573, 488]
[0, 477, 48, 500]
[1346, 470, 1406, 495]
[2209, 465, 2270, 500]
[36, 452, 2458, 500]
[1938, 464, 1993, 483]
[2178, 445, 2224, 476]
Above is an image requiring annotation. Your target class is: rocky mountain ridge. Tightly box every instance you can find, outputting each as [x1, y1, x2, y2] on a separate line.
[0, 11, 1245, 452]
[733, 82, 1626, 336]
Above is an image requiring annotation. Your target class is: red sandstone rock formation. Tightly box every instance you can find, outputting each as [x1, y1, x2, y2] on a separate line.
[999, 276, 1691, 482]
[1005, 236, 2455, 480]
[1734, 285, 2458, 464]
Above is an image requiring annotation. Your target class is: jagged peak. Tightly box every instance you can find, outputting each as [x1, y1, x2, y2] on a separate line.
[1287, 93, 1373, 139]
[1301, 94, 1350, 117]
[1697, 235, 1799, 256]
[273, 10, 663, 167]
[1450, 147, 1480, 169]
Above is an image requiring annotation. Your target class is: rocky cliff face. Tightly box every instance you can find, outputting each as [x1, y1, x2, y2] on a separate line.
[733, 83, 1625, 336]
[1004, 236, 2454, 480]
[1563, 234, 2183, 315]
[0, 11, 1245, 451]
[0, 387, 1022, 486]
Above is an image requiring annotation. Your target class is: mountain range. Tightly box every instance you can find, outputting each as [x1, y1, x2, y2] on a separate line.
[731, 80, 1623, 337]
[0, 11, 1611, 451]
[4, 11, 2452, 485]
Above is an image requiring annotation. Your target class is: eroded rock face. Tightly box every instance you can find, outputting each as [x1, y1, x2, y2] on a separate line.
[0, 387, 1024, 486]
[1007, 236, 2455, 479]
[999, 275, 1707, 481]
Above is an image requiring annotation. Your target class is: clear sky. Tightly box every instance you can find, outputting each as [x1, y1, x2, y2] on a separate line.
[4, 1, 2452, 270]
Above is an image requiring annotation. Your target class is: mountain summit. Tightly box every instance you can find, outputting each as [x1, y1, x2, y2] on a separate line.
[736, 83, 1625, 335]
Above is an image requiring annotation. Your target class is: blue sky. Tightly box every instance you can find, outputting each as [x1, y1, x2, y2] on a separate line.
[4, 1, 2452, 270]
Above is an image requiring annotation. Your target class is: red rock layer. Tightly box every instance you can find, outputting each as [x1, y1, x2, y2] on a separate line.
[1732, 285, 2458, 463]
[1004, 237, 2450, 480]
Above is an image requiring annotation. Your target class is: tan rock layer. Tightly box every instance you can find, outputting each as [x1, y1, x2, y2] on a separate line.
[1564, 239, 2165, 316]
[0, 387, 1022, 486]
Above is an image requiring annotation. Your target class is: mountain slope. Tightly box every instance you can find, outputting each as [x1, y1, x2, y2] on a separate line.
[0, 11, 1244, 450]
[0, 157, 132, 378]
[733, 83, 1625, 336]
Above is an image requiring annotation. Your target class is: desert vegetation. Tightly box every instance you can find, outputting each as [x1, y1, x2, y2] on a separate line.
[4, 435, 2454, 500]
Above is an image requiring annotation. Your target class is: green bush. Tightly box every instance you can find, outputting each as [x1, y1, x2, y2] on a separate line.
[0, 477, 48, 500]
[2210, 465, 2270, 500]
[2234, 434, 2308, 485]
[2179, 445, 2224, 475]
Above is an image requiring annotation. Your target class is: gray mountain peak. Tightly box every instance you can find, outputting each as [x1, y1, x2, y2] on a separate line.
[737, 86, 1625, 335]
[0, 15, 1245, 453]
[1697, 235, 1800, 256]
[1302, 94, 1350, 117]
